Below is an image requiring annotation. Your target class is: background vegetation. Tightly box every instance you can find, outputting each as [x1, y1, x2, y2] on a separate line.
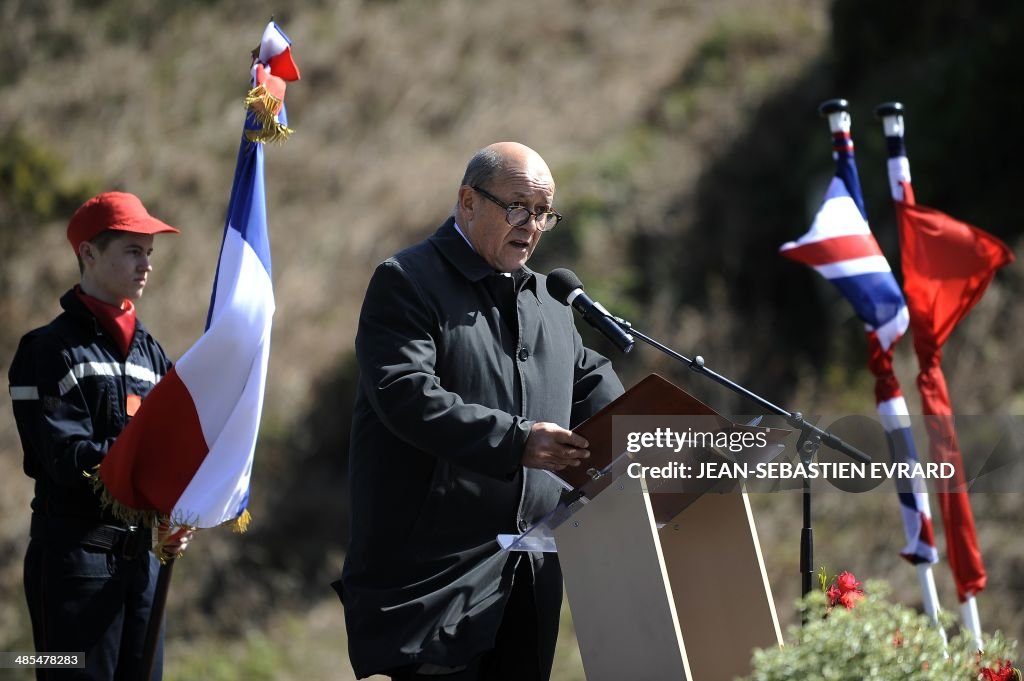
[1, 1, 1021, 678]
[743, 581, 1018, 681]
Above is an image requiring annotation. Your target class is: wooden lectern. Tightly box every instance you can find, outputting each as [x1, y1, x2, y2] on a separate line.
[524, 374, 784, 681]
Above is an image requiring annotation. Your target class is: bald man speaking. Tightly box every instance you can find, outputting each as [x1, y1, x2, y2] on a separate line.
[336, 143, 624, 680]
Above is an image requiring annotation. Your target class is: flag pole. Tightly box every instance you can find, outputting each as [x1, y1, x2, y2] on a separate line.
[875, 101, 987, 649]
[142, 559, 175, 680]
[782, 98, 944, 632]
[873, 102, 944, 632]
[818, 99, 946, 635]
[90, 20, 298, 678]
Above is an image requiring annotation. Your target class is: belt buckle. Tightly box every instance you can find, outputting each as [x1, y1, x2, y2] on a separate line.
[120, 525, 147, 560]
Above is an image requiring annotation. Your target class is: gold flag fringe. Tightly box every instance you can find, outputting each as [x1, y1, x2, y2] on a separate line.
[85, 465, 251, 564]
[244, 84, 294, 144]
[229, 509, 252, 533]
[86, 465, 158, 529]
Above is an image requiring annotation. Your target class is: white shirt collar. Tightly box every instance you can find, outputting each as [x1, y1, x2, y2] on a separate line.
[452, 220, 475, 252]
[452, 220, 512, 278]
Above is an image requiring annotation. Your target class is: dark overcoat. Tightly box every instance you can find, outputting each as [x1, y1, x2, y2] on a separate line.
[336, 218, 623, 677]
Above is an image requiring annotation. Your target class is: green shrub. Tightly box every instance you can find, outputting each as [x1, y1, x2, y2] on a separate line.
[743, 580, 1019, 681]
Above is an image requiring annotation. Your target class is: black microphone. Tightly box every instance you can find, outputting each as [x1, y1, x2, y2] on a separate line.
[546, 268, 634, 353]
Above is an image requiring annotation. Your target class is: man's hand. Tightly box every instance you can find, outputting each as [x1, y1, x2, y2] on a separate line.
[522, 422, 590, 471]
[156, 522, 195, 562]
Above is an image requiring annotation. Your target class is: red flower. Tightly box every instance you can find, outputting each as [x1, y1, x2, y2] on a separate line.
[826, 584, 842, 608]
[836, 571, 861, 594]
[979, 660, 1019, 681]
[825, 571, 864, 609]
[838, 589, 863, 609]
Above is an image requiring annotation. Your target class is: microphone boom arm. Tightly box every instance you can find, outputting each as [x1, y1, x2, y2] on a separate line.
[613, 317, 870, 465]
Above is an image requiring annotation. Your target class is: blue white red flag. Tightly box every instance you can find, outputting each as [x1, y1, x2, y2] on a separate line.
[780, 128, 909, 351]
[98, 22, 299, 530]
[876, 388, 939, 564]
[781, 110, 937, 565]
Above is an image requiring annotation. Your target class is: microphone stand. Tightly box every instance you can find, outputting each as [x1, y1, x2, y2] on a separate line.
[612, 316, 872, 601]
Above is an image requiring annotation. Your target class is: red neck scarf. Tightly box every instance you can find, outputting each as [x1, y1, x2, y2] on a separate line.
[75, 286, 137, 359]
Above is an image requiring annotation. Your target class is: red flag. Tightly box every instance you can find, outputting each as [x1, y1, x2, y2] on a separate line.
[898, 202, 1014, 352]
[897, 200, 1014, 601]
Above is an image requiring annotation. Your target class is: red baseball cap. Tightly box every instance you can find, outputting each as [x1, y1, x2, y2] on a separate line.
[67, 192, 180, 253]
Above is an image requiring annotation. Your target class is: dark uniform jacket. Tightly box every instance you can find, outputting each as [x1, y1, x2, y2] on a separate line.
[9, 289, 171, 523]
[338, 219, 623, 677]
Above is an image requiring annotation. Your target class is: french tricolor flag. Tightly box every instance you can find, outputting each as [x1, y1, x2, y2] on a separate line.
[780, 106, 937, 566]
[99, 23, 298, 530]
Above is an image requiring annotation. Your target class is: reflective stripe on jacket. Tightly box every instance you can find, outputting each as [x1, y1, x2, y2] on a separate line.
[9, 289, 171, 522]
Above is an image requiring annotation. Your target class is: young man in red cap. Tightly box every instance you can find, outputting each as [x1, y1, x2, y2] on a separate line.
[9, 191, 183, 680]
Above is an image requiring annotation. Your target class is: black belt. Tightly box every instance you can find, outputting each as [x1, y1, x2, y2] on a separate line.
[30, 515, 152, 560]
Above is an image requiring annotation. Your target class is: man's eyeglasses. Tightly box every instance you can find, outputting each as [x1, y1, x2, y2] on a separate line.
[471, 186, 563, 232]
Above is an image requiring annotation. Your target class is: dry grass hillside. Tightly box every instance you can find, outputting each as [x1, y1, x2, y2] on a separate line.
[2, 1, 1021, 678]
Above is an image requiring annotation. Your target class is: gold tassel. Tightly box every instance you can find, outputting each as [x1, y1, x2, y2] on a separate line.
[244, 84, 294, 144]
[245, 122, 294, 144]
[244, 83, 283, 115]
[229, 509, 252, 534]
